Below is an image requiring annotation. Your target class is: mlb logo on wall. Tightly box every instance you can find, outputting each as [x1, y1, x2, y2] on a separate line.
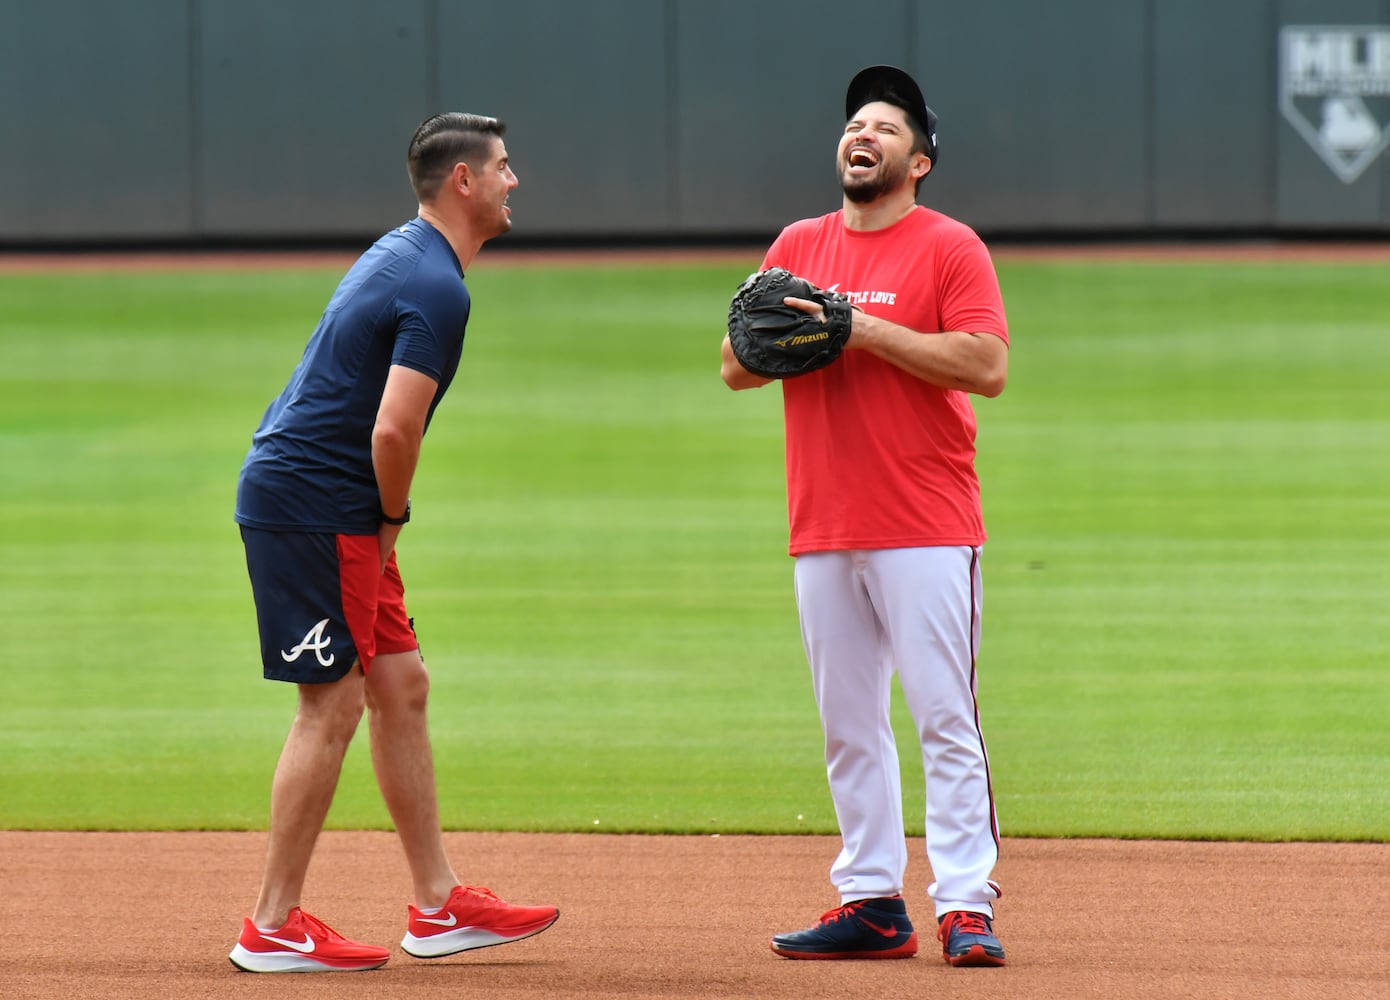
[1280, 26, 1390, 184]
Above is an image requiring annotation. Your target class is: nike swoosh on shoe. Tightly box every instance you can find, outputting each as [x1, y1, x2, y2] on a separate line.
[260, 933, 316, 953]
[859, 918, 902, 938]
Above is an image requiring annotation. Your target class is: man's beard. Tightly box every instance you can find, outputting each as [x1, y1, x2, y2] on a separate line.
[839, 155, 909, 204]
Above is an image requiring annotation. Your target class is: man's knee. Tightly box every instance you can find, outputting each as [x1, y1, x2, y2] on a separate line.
[365, 651, 430, 715]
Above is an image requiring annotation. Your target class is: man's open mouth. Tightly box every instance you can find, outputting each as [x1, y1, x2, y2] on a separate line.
[847, 147, 880, 170]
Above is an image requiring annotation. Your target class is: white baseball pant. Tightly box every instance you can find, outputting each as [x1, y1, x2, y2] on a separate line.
[793, 545, 1001, 918]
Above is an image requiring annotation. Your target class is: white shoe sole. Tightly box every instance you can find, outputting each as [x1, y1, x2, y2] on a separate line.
[228, 943, 388, 973]
[401, 913, 559, 958]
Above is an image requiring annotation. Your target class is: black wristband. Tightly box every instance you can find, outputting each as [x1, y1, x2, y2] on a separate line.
[380, 498, 411, 525]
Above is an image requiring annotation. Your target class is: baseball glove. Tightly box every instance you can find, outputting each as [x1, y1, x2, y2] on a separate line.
[726, 267, 853, 379]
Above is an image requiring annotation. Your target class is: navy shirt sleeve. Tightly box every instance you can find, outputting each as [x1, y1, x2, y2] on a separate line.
[393, 268, 470, 383]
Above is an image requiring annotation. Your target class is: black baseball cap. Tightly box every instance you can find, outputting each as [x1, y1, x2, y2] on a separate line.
[844, 65, 938, 165]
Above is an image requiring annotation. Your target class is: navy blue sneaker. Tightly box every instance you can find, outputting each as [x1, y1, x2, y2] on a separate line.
[770, 895, 918, 960]
[936, 910, 1006, 967]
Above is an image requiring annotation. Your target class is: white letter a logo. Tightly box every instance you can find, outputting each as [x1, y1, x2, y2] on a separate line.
[281, 618, 336, 667]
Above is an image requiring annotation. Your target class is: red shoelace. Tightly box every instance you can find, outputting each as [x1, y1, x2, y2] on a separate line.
[940, 911, 990, 939]
[816, 900, 865, 927]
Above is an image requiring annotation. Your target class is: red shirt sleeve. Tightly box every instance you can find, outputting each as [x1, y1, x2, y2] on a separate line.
[937, 233, 1009, 345]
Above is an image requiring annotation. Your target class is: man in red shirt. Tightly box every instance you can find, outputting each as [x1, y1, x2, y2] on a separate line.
[721, 65, 1010, 967]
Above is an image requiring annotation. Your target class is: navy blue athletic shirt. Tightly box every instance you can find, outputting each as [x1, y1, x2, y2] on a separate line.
[235, 218, 468, 534]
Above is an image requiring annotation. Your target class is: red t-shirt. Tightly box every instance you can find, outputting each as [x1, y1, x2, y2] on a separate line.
[762, 206, 1009, 555]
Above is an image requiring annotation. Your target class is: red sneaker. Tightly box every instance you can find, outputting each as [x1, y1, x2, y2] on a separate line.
[229, 907, 389, 973]
[401, 884, 560, 958]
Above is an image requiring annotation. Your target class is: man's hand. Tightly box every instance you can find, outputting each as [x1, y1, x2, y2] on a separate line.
[378, 522, 403, 573]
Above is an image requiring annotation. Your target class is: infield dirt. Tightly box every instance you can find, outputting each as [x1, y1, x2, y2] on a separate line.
[1, 831, 1387, 999]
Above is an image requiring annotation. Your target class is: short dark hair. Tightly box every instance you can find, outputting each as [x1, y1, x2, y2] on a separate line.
[407, 113, 506, 202]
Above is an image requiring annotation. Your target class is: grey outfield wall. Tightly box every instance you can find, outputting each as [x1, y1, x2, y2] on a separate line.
[1, 0, 1387, 244]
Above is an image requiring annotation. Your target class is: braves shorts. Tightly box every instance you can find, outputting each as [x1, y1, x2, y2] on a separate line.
[240, 527, 418, 683]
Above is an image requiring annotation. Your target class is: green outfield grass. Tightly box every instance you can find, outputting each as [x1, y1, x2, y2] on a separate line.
[1, 253, 1386, 840]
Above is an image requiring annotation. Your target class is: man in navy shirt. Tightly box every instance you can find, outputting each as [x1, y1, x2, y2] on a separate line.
[230, 113, 559, 973]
